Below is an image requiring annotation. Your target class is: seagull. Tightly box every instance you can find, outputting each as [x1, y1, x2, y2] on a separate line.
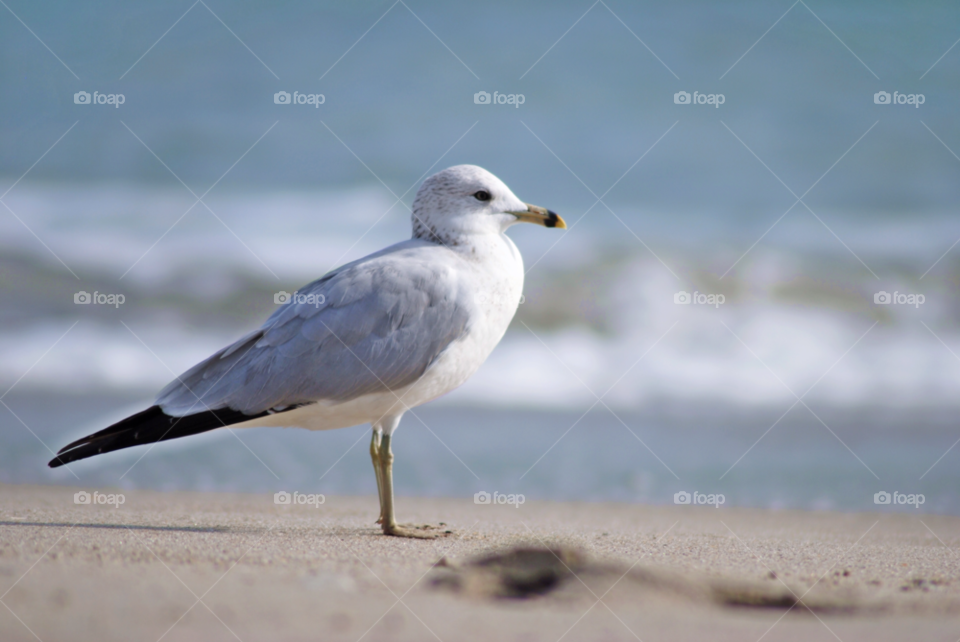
[49, 165, 565, 538]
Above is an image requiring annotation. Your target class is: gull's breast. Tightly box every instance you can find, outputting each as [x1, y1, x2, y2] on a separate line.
[397, 233, 525, 408]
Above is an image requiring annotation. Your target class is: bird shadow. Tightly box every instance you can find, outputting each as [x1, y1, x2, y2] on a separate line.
[0, 520, 229, 533]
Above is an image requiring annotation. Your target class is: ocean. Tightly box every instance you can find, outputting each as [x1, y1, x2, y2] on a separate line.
[1, 0, 958, 513]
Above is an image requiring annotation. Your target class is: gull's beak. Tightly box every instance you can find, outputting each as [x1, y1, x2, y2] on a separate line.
[507, 203, 566, 229]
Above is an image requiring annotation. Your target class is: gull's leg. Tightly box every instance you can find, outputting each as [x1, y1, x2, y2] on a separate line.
[378, 433, 445, 539]
[370, 429, 384, 524]
[378, 432, 399, 533]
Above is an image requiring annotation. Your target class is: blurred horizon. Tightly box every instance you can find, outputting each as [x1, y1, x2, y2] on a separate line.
[2, 1, 958, 206]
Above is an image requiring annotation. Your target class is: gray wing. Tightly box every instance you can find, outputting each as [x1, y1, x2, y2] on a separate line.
[156, 244, 472, 416]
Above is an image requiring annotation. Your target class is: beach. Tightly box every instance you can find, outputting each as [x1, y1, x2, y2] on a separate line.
[1, 483, 957, 641]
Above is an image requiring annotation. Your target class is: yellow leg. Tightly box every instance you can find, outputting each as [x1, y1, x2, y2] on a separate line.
[370, 430, 383, 524]
[377, 433, 444, 539]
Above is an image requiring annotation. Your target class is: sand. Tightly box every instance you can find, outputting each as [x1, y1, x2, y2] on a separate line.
[0, 483, 958, 641]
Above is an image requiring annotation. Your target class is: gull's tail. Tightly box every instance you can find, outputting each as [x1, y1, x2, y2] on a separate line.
[48, 406, 269, 468]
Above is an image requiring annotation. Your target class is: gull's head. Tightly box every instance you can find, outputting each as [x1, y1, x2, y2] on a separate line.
[411, 164, 565, 244]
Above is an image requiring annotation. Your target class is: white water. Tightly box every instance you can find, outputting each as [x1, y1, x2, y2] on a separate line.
[3, 181, 959, 412]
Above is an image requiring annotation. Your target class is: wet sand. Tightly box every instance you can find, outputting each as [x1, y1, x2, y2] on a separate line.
[0, 483, 958, 641]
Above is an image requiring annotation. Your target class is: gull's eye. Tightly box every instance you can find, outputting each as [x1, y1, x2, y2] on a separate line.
[473, 190, 491, 202]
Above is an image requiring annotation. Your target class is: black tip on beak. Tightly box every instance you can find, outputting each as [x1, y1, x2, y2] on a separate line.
[545, 210, 561, 228]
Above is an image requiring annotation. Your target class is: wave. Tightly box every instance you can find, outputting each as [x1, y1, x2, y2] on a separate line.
[2, 181, 959, 412]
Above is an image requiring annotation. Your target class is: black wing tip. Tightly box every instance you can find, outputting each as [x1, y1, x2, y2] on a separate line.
[49, 405, 165, 467]
[47, 404, 279, 469]
[48, 405, 172, 468]
[48, 454, 74, 468]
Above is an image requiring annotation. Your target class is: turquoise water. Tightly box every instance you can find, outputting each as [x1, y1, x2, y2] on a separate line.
[1, 1, 957, 217]
[4, 391, 957, 514]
